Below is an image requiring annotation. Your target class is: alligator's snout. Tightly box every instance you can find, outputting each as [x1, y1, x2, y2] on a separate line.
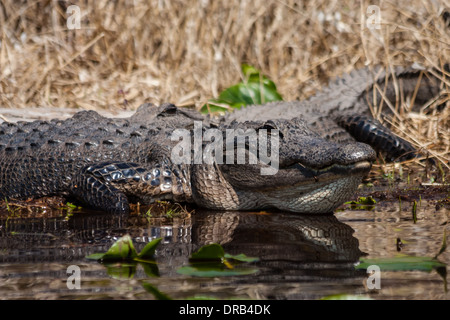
[332, 142, 377, 167]
[278, 134, 376, 172]
[305, 142, 376, 177]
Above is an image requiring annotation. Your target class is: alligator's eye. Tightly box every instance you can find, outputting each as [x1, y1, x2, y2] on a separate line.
[159, 103, 178, 116]
[259, 123, 284, 139]
[260, 124, 276, 130]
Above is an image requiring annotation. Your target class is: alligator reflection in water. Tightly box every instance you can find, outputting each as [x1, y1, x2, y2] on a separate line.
[194, 211, 363, 262]
[0, 212, 191, 264]
[0, 210, 365, 299]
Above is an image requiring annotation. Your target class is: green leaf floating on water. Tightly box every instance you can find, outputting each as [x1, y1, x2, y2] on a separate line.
[201, 64, 283, 114]
[178, 243, 259, 277]
[224, 253, 260, 263]
[189, 243, 259, 263]
[177, 265, 259, 277]
[136, 238, 162, 261]
[189, 243, 225, 261]
[356, 255, 446, 272]
[87, 234, 138, 261]
[86, 235, 161, 262]
[86, 235, 162, 279]
[84, 253, 106, 260]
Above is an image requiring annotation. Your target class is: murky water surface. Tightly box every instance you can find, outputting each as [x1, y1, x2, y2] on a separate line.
[0, 187, 448, 300]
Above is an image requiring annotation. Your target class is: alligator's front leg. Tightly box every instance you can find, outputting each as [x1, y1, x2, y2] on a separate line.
[70, 161, 191, 214]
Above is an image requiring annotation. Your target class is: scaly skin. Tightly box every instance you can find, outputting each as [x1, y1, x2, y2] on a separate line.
[0, 65, 443, 214]
[224, 65, 444, 160]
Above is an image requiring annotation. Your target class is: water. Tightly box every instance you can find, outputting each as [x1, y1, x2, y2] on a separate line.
[0, 190, 448, 300]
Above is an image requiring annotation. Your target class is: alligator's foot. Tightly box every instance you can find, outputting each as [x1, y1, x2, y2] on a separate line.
[71, 164, 131, 214]
[336, 113, 417, 162]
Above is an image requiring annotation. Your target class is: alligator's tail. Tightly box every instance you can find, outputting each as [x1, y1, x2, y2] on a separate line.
[334, 64, 447, 161]
[355, 63, 448, 117]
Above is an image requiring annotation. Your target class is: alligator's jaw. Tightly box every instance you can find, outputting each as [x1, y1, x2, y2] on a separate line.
[235, 161, 371, 214]
[246, 175, 364, 213]
[192, 160, 372, 214]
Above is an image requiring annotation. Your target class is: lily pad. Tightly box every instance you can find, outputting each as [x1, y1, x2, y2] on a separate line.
[86, 235, 138, 261]
[86, 235, 162, 279]
[224, 253, 260, 263]
[189, 243, 259, 263]
[178, 243, 259, 277]
[356, 255, 446, 272]
[138, 238, 162, 260]
[177, 265, 258, 277]
[101, 261, 159, 280]
[86, 235, 161, 263]
[85, 253, 106, 260]
[190, 243, 225, 261]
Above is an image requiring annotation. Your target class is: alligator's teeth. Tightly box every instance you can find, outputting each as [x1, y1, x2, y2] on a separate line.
[352, 161, 372, 170]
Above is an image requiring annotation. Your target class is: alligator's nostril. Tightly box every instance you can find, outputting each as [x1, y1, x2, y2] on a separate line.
[337, 142, 376, 165]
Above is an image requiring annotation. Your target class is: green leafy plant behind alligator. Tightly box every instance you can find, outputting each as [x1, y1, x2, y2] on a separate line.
[0, 64, 445, 214]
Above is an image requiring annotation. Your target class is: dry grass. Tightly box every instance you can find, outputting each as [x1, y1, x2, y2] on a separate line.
[0, 0, 449, 169]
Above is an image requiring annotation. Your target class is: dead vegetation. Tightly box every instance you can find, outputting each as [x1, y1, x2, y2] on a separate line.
[0, 0, 449, 170]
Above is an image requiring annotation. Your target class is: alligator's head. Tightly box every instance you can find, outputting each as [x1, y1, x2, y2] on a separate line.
[131, 102, 206, 128]
[189, 118, 376, 214]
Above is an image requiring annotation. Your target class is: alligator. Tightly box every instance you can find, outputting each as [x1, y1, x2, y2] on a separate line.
[225, 64, 444, 161]
[0, 64, 444, 214]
